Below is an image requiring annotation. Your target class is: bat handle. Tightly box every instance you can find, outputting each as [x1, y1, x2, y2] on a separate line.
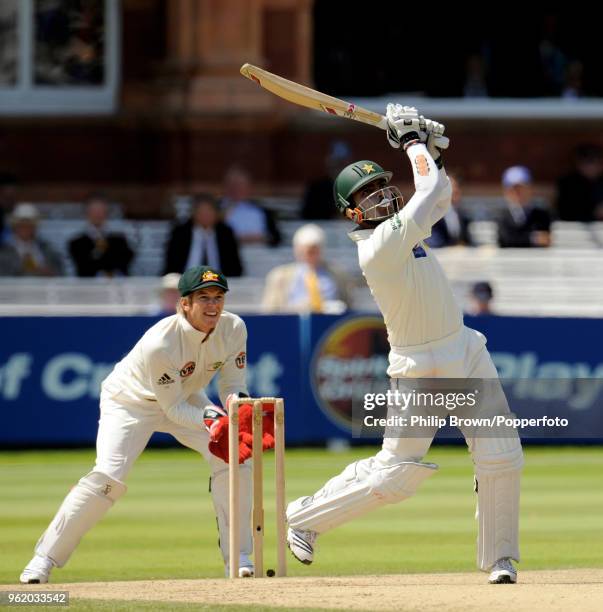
[376, 116, 389, 131]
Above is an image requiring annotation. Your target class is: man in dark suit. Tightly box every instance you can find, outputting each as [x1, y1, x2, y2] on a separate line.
[69, 196, 134, 277]
[556, 144, 603, 222]
[164, 193, 243, 277]
[497, 166, 551, 248]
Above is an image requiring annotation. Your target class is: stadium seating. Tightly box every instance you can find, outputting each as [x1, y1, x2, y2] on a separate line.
[1, 217, 601, 317]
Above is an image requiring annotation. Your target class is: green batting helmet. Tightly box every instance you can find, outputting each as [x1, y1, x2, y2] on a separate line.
[333, 160, 393, 214]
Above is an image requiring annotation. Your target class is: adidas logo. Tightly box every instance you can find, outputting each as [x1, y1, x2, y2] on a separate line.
[157, 373, 174, 385]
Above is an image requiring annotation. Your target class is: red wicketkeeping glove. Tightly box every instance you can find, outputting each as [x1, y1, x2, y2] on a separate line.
[239, 401, 275, 451]
[203, 401, 276, 464]
[203, 405, 252, 464]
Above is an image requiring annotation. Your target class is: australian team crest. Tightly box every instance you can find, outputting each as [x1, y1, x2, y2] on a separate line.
[202, 270, 219, 282]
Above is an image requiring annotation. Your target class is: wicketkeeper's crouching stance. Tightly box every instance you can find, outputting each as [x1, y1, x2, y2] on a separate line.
[20, 266, 275, 583]
[287, 105, 524, 584]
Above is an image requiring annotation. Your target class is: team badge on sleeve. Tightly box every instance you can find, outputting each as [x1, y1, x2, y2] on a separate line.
[235, 352, 247, 369]
[415, 154, 430, 176]
[179, 361, 196, 377]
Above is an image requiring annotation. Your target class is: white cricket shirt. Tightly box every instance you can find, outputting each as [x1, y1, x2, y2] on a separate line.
[102, 311, 248, 429]
[349, 208, 463, 375]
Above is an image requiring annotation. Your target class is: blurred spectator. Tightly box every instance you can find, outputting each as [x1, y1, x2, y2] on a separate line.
[262, 223, 352, 314]
[426, 172, 472, 248]
[556, 144, 603, 221]
[497, 166, 551, 248]
[468, 281, 494, 316]
[153, 273, 181, 317]
[0, 203, 63, 276]
[69, 195, 134, 277]
[538, 15, 567, 96]
[301, 141, 353, 219]
[220, 166, 280, 246]
[164, 193, 243, 277]
[0, 173, 18, 244]
[463, 54, 489, 98]
[562, 60, 584, 99]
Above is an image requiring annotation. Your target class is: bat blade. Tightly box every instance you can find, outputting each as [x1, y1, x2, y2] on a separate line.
[240, 63, 388, 130]
[240, 63, 448, 150]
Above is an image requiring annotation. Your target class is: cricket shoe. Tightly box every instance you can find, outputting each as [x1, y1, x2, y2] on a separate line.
[488, 558, 517, 584]
[287, 527, 317, 565]
[20, 554, 55, 584]
[225, 553, 254, 578]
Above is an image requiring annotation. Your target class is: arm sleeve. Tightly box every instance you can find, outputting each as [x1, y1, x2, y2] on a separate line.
[145, 346, 209, 430]
[402, 144, 445, 233]
[217, 318, 249, 408]
[366, 144, 445, 263]
[185, 389, 214, 410]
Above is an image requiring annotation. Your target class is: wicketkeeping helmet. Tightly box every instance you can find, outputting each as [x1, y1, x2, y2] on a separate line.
[333, 160, 402, 223]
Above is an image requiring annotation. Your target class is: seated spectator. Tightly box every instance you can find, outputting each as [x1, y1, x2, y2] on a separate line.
[301, 141, 352, 220]
[220, 166, 281, 246]
[0, 203, 63, 276]
[426, 172, 472, 248]
[164, 193, 243, 277]
[69, 195, 134, 277]
[262, 223, 352, 314]
[556, 144, 603, 221]
[148, 273, 181, 317]
[467, 281, 494, 316]
[0, 173, 18, 244]
[497, 166, 551, 248]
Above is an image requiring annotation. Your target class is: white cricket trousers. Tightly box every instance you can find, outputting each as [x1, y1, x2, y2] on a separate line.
[384, 326, 524, 570]
[288, 326, 523, 571]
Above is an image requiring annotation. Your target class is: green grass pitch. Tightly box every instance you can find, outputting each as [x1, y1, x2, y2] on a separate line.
[1, 445, 602, 585]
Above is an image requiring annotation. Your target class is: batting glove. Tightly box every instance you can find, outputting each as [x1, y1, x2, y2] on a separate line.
[417, 115, 449, 161]
[386, 104, 422, 151]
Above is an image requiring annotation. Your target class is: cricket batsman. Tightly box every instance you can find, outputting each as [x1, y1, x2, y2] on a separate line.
[20, 265, 273, 583]
[286, 105, 524, 584]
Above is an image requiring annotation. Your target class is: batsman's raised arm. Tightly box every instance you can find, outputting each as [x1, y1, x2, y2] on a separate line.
[385, 104, 451, 234]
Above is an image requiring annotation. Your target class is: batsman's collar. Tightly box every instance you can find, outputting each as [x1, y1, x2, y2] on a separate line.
[179, 265, 229, 296]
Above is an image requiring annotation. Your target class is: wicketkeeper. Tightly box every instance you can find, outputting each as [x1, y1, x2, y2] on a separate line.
[286, 105, 524, 584]
[20, 265, 274, 583]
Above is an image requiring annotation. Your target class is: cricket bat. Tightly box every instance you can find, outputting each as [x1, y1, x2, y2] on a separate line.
[240, 63, 388, 130]
[240, 63, 449, 149]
